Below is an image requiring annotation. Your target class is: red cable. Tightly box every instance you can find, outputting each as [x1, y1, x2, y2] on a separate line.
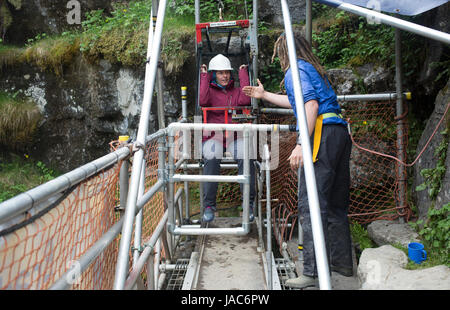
[348, 101, 449, 167]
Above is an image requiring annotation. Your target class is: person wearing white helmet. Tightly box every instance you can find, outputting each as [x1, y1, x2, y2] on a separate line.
[199, 54, 256, 223]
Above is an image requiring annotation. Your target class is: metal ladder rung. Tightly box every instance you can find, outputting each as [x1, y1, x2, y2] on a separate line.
[171, 226, 247, 236]
[171, 174, 246, 183]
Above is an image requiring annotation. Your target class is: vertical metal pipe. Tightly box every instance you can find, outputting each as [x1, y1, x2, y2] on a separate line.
[157, 72, 165, 129]
[195, 0, 200, 24]
[161, 227, 172, 263]
[181, 86, 188, 121]
[158, 136, 166, 181]
[242, 128, 250, 224]
[280, 0, 331, 290]
[167, 131, 176, 232]
[264, 145, 272, 290]
[133, 161, 146, 266]
[252, 0, 259, 79]
[155, 1, 165, 129]
[257, 167, 264, 249]
[115, 151, 144, 289]
[297, 166, 304, 261]
[305, 0, 312, 44]
[119, 159, 129, 213]
[395, 28, 407, 223]
[181, 87, 190, 221]
[184, 180, 190, 222]
[154, 238, 161, 290]
[114, 0, 168, 290]
[146, 252, 155, 290]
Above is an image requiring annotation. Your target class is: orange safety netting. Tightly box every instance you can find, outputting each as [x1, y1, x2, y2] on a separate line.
[259, 100, 412, 249]
[0, 100, 412, 289]
[0, 137, 167, 290]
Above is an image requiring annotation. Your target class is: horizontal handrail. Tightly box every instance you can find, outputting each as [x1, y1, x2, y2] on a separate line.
[260, 92, 413, 115]
[168, 122, 291, 132]
[171, 174, 247, 183]
[49, 175, 166, 289]
[170, 225, 250, 236]
[0, 147, 130, 225]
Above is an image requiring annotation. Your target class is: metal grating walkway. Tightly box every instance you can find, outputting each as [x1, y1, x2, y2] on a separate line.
[165, 259, 190, 290]
[275, 258, 300, 290]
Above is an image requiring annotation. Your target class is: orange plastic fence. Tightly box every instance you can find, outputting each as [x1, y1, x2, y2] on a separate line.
[0, 137, 167, 290]
[0, 101, 411, 289]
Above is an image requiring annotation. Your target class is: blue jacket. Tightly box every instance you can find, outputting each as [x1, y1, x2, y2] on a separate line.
[284, 59, 346, 129]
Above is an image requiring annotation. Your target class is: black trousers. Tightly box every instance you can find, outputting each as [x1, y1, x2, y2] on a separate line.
[202, 138, 256, 210]
[298, 124, 353, 277]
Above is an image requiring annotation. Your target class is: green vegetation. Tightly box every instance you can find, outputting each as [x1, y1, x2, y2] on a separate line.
[350, 221, 375, 259]
[313, 10, 395, 69]
[410, 128, 449, 268]
[408, 203, 449, 268]
[311, 3, 426, 83]
[21, 34, 81, 76]
[415, 129, 448, 200]
[0, 153, 57, 203]
[0, 91, 41, 150]
[170, 0, 251, 22]
[79, 1, 151, 66]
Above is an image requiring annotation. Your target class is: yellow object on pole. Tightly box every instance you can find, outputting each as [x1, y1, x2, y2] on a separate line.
[119, 136, 130, 142]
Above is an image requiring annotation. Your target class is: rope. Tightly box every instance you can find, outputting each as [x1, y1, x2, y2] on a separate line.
[217, 0, 224, 21]
[347, 101, 449, 168]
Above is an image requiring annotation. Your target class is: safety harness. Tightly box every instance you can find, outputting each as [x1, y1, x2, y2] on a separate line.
[312, 112, 343, 162]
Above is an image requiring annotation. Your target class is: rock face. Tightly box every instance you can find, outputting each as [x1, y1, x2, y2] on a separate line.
[6, 0, 115, 44]
[1, 56, 150, 172]
[358, 245, 450, 290]
[412, 79, 450, 221]
[259, 0, 306, 25]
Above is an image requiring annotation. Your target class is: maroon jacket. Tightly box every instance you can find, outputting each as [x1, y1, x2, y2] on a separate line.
[199, 68, 251, 144]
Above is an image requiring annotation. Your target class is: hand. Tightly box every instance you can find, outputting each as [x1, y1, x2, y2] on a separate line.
[288, 144, 303, 170]
[239, 64, 248, 70]
[242, 79, 265, 99]
[201, 64, 208, 73]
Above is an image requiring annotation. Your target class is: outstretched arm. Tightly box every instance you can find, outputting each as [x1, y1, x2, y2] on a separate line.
[242, 79, 291, 108]
[237, 65, 251, 106]
[199, 64, 211, 107]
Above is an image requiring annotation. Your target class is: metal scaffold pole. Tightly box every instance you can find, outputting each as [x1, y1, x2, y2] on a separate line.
[315, 0, 450, 45]
[395, 28, 407, 221]
[280, 0, 332, 290]
[114, 0, 168, 290]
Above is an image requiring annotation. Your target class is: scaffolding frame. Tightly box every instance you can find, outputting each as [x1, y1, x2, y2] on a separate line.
[0, 0, 449, 291]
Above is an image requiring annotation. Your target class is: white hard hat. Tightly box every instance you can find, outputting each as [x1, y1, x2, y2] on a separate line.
[208, 54, 233, 71]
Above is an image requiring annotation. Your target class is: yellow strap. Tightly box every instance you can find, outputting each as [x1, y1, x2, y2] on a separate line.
[312, 113, 341, 163]
[312, 115, 323, 163]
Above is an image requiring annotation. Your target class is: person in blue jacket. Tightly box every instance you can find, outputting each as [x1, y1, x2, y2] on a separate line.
[243, 33, 353, 288]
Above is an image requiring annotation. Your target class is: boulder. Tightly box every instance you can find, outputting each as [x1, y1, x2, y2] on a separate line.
[367, 220, 420, 248]
[358, 245, 450, 290]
